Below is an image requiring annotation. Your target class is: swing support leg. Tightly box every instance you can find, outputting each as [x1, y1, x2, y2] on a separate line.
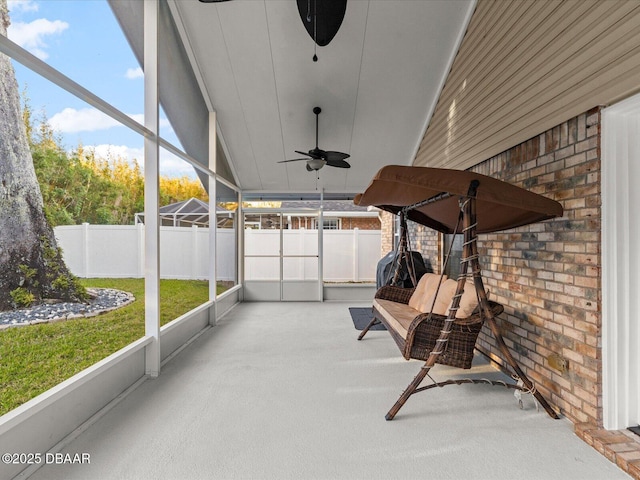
[386, 361, 434, 420]
[357, 316, 381, 341]
[486, 316, 560, 419]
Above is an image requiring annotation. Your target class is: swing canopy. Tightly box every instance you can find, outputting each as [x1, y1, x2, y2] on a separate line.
[354, 165, 563, 233]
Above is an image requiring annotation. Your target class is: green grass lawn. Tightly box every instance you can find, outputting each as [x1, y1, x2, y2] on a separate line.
[0, 278, 222, 416]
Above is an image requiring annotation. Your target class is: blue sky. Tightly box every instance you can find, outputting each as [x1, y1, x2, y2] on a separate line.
[6, 0, 195, 178]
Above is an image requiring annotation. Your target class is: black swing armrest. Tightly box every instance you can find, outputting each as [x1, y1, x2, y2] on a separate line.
[374, 285, 415, 305]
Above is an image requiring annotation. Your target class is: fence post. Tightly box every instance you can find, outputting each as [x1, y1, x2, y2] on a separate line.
[299, 227, 305, 280]
[82, 223, 90, 278]
[191, 224, 199, 280]
[353, 228, 360, 282]
[137, 222, 145, 278]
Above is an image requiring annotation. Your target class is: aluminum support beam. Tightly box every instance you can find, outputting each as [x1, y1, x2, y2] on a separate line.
[144, 0, 160, 377]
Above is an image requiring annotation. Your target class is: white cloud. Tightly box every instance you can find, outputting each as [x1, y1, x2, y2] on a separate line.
[7, 17, 69, 60]
[7, 0, 39, 14]
[48, 108, 171, 133]
[85, 144, 144, 164]
[159, 150, 199, 178]
[49, 107, 121, 133]
[125, 67, 144, 79]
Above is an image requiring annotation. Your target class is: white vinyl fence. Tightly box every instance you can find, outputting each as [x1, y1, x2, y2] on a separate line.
[54, 224, 380, 282]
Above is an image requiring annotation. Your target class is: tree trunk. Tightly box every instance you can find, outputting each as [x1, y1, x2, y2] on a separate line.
[0, 0, 85, 311]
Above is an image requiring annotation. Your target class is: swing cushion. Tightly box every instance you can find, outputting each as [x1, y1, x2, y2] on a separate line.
[447, 282, 490, 319]
[410, 275, 490, 319]
[431, 278, 458, 315]
[407, 273, 445, 313]
[374, 299, 417, 339]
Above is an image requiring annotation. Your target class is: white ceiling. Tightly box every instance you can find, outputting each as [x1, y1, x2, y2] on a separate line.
[169, 0, 473, 197]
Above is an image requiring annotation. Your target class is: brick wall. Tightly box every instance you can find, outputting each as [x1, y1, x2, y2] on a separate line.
[340, 217, 380, 230]
[408, 222, 440, 274]
[288, 216, 380, 230]
[380, 211, 395, 257]
[472, 108, 601, 425]
[407, 109, 602, 426]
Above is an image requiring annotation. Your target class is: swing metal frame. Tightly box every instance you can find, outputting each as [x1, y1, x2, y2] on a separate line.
[387, 181, 558, 420]
[354, 169, 562, 420]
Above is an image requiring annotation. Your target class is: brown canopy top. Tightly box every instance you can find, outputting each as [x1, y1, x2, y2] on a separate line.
[354, 165, 563, 234]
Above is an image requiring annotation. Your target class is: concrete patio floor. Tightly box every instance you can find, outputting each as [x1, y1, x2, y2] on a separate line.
[25, 301, 630, 480]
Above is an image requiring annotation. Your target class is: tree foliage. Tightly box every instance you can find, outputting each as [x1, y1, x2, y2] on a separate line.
[23, 95, 208, 227]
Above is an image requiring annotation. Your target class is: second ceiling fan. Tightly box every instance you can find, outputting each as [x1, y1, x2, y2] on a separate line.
[279, 107, 350, 172]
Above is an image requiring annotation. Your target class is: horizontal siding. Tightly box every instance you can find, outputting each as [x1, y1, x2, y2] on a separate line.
[415, 0, 640, 170]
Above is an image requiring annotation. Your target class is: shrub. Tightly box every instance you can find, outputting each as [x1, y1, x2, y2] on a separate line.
[10, 288, 35, 308]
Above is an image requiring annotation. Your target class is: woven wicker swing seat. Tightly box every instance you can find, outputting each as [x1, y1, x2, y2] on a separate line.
[355, 165, 564, 420]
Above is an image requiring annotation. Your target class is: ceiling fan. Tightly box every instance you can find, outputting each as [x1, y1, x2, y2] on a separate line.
[278, 107, 350, 172]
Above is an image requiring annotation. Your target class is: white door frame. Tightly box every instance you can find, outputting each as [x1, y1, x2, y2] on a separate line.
[242, 208, 323, 301]
[602, 93, 640, 430]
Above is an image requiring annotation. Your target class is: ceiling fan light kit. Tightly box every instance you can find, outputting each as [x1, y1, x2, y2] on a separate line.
[306, 159, 327, 171]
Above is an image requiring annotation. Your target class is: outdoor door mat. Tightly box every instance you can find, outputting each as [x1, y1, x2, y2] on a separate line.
[349, 307, 386, 331]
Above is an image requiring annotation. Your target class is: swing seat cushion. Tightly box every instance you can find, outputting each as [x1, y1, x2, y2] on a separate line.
[374, 298, 417, 339]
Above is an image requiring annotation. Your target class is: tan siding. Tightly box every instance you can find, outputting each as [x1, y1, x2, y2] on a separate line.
[415, 0, 640, 170]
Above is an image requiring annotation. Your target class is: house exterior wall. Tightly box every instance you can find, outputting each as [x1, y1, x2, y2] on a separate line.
[415, 0, 640, 172]
[404, 0, 640, 429]
[407, 110, 602, 426]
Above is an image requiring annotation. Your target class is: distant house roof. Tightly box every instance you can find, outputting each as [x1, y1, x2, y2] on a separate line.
[135, 198, 379, 226]
[135, 198, 232, 227]
[279, 200, 378, 217]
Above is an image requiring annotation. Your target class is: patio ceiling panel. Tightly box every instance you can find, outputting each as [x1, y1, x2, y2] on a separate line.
[213, 2, 284, 191]
[266, 0, 369, 193]
[347, 1, 475, 193]
[163, 0, 475, 196]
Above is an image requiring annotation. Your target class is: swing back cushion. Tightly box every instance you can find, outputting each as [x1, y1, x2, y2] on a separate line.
[450, 282, 486, 318]
[407, 273, 444, 313]
[408, 274, 485, 319]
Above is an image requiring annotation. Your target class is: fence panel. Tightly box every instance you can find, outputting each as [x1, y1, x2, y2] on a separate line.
[54, 225, 380, 282]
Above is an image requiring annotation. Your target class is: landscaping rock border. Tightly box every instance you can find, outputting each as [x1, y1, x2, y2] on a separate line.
[0, 288, 135, 330]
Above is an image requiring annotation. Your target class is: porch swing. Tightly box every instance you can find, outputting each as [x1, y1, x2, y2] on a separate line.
[355, 165, 563, 420]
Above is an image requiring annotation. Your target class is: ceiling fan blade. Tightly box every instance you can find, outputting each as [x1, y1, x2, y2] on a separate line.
[294, 150, 314, 158]
[299, 149, 326, 160]
[324, 151, 350, 162]
[278, 158, 310, 163]
[326, 159, 350, 168]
